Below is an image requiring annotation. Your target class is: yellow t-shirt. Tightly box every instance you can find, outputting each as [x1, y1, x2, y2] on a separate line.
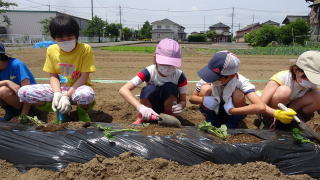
[43, 42, 96, 87]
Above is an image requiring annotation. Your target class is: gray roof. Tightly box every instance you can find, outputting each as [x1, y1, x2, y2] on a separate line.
[151, 29, 174, 33]
[210, 22, 230, 28]
[262, 20, 280, 26]
[282, 15, 309, 24]
[237, 23, 261, 32]
[151, 18, 185, 28]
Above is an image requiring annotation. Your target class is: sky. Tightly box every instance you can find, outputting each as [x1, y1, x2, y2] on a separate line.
[7, 0, 312, 34]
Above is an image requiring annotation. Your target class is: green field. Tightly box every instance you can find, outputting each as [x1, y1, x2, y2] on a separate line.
[101, 46, 155, 53]
[101, 45, 320, 56]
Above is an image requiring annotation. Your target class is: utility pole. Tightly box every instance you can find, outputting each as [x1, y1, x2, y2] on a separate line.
[91, 0, 93, 20]
[119, 5, 122, 41]
[231, 7, 234, 37]
[48, 2, 51, 11]
[203, 16, 206, 32]
[292, 27, 295, 45]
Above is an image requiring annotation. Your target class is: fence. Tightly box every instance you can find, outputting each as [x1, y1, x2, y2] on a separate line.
[0, 34, 116, 45]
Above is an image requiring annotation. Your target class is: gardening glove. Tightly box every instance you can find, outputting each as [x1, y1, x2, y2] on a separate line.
[172, 103, 183, 115]
[223, 99, 235, 115]
[52, 92, 62, 112]
[57, 95, 71, 114]
[137, 104, 159, 121]
[203, 96, 219, 110]
[274, 108, 297, 124]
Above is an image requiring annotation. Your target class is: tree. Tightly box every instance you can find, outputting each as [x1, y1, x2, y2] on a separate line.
[122, 27, 133, 40]
[244, 25, 279, 47]
[140, 21, 152, 39]
[105, 23, 122, 40]
[83, 16, 106, 43]
[205, 31, 216, 42]
[0, 1, 17, 25]
[278, 18, 310, 45]
[39, 17, 53, 35]
[188, 34, 206, 42]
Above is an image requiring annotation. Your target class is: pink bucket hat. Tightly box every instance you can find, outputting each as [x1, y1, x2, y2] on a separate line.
[155, 38, 182, 67]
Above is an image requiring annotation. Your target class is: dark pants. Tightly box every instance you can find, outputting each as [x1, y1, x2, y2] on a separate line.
[200, 103, 246, 128]
[140, 82, 179, 114]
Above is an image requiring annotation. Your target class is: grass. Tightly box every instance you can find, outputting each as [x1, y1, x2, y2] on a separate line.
[101, 46, 155, 53]
[195, 46, 320, 56]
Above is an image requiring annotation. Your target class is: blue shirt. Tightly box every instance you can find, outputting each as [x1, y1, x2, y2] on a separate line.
[0, 58, 36, 85]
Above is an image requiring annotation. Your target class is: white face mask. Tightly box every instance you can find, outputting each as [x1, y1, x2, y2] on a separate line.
[299, 80, 316, 89]
[57, 39, 76, 52]
[157, 65, 176, 76]
[212, 81, 223, 86]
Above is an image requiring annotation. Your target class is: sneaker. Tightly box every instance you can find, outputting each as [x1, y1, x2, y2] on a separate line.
[77, 106, 91, 122]
[0, 106, 20, 121]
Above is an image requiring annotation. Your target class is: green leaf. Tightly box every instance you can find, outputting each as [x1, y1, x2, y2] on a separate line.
[292, 128, 314, 144]
[198, 121, 228, 139]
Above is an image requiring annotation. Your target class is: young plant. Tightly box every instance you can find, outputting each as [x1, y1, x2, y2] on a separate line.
[292, 128, 315, 144]
[198, 121, 228, 139]
[96, 124, 140, 142]
[19, 114, 47, 127]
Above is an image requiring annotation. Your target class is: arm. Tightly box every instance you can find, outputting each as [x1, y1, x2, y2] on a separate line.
[229, 92, 266, 115]
[189, 91, 204, 105]
[119, 82, 140, 109]
[260, 80, 280, 117]
[50, 73, 61, 92]
[179, 93, 187, 108]
[66, 72, 89, 97]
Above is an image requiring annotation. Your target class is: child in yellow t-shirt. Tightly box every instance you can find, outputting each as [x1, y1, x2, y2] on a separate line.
[260, 51, 320, 129]
[18, 15, 96, 122]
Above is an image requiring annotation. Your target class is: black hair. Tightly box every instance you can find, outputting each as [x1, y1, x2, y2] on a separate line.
[0, 53, 9, 62]
[289, 64, 306, 80]
[49, 15, 79, 39]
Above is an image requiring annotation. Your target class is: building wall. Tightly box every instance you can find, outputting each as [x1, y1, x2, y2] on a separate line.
[152, 32, 174, 41]
[2, 11, 56, 35]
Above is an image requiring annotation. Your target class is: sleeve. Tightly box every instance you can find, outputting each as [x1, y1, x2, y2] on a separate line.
[270, 71, 286, 85]
[195, 79, 208, 92]
[130, 68, 150, 86]
[80, 45, 96, 73]
[178, 72, 188, 94]
[238, 75, 255, 95]
[16, 62, 33, 83]
[43, 48, 56, 73]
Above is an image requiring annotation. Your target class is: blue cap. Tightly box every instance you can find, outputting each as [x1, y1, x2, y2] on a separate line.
[0, 42, 5, 54]
[197, 51, 240, 82]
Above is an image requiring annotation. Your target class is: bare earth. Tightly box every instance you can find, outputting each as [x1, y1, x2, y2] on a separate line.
[0, 45, 318, 179]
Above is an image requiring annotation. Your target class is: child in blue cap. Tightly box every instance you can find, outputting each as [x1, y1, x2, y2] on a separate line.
[190, 51, 265, 128]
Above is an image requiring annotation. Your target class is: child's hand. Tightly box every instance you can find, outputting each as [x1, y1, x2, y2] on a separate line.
[223, 99, 235, 115]
[58, 95, 71, 114]
[172, 104, 183, 115]
[203, 96, 219, 110]
[274, 108, 296, 124]
[137, 104, 159, 120]
[52, 92, 62, 112]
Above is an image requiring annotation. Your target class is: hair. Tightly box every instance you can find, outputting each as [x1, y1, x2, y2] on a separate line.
[49, 15, 79, 39]
[0, 53, 9, 62]
[289, 64, 304, 80]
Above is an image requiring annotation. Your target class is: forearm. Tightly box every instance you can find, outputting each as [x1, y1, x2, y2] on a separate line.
[189, 93, 204, 105]
[229, 104, 265, 115]
[119, 83, 140, 109]
[50, 75, 61, 92]
[66, 73, 88, 97]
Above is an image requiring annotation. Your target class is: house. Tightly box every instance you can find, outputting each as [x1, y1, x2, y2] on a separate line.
[151, 19, 186, 41]
[0, 10, 89, 36]
[208, 22, 231, 43]
[306, 0, 320, 41]
[235, 20, 280, 43]
[282, 15, 309, 24]
[235, 23, 261, 43]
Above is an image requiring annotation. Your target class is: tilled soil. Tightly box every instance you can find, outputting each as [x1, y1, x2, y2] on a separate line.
[0, 152, 314, 180]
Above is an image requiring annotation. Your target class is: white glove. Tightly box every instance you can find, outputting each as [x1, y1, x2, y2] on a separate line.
[172, 103, 183, 115]
[57, 95, 71, 114]
[203, 96, 219, 110]
[137, 104, 159, 120]
[52, 92, 62, 112]
[223, 99, 235, 115]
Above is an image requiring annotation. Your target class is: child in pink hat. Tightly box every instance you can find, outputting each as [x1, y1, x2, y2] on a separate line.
[119, 38, 188, 124]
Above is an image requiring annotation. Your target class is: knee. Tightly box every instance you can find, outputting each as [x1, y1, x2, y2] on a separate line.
[273, 85, 292, 100]
[232, 89, 246, 107]
[72, 86, 95, 105]
[199, 84, 212, 97]
[0, 86, 13, 98]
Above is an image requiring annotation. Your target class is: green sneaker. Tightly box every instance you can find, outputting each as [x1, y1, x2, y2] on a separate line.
[77, 106, 91, 122]
[36, 102, 53, 112]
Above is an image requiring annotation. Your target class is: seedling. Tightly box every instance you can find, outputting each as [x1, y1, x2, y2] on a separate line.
[292, 128, 315, 144]
[19, 114, 47, 127]
[198, 121, 228, 139]
[96, 124, 140, 142]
